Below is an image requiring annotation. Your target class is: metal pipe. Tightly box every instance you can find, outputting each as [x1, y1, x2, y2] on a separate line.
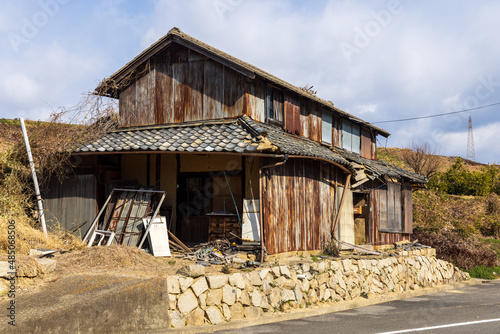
[138, 192, 166, 249]
[82, 189, 116, 242]
[20, 118, 47, 237]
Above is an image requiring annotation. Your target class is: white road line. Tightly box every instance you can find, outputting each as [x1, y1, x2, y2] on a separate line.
[376, 318, 500, 333]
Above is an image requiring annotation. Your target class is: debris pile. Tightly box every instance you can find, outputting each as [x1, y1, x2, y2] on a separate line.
[394, 240, 430, 251]
[192, 239, 238, 264]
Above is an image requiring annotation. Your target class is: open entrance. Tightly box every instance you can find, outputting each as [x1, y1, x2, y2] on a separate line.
[353, 191, 370, 245]
[177, 171, 243, 243]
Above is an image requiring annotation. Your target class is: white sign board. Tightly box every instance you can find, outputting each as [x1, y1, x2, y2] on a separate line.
[242, 199, 260, 242]
[142, 216, 171, 257]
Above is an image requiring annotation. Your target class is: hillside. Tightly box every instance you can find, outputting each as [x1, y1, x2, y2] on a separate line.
[376, 147, 486, 174]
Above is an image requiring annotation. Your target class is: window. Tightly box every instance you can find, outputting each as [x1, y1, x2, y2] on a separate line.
[266, 86, 283, 124]
[322, 110, 332, 144]
[342, 119, 361, 154]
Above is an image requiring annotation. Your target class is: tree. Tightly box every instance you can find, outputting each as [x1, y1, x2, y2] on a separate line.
[402, 141, 441, 178]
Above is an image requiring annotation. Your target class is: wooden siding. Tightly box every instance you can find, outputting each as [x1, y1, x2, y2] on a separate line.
[284, 93, 300, 134]
[361, 128, 373, 159]
[43, 175, 98, 236]
[369, 185, 411, 245]
[261, 158, 338, 254]
[119, 46, 248, 127]
[117, 42, 380, 152]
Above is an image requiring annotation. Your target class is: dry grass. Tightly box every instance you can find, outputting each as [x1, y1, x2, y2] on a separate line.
[55, 245, 168, 275]
[377, 147, 486, 173]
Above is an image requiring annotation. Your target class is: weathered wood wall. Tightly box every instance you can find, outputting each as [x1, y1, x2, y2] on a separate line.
[368, 182, 412, 245]
[261, 158, 343, 254]
[117, 42, 377, 159]
[43, 174, 98, 236]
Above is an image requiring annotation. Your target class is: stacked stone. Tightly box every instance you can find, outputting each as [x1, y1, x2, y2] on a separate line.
[167, 253, 469, 328]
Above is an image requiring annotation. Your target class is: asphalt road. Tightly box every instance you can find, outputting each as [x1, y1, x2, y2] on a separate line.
[216, 280, 500, 334]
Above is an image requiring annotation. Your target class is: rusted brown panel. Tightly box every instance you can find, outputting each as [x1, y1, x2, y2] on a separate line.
[309, 103, 322, 142]
[296, 160, 306, 251]
[287, 160, 296, 252]
[119, 83, 136, 127]
[248, 79, 266, 122]
[203, 60, 223, 119]
[188, 61, 204, 121]
[361, 128, 373, 159]
[284, 93, 300, 134]
[299, 99, 309, 138]
[172, 63, 188, 123]
[223, 67, 246, 118]
[135, 70, 155, 126]
[154, 61, 173, 124]
[332, 114, 340, 147]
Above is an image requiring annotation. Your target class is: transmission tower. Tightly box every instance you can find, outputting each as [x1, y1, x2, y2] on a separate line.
[467, 116, 476, 161]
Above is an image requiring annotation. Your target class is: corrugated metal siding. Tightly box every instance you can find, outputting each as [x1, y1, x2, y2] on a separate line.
[43, 175, 98, 236]
[261, 158, 338, 254]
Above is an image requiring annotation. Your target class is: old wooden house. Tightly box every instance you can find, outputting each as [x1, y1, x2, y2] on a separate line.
[45, 28, 426, 255]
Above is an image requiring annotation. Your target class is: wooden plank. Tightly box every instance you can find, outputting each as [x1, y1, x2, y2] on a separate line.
[377, 187, 388, 231]
[203, 60, 223, 119]
[135, 70, 155, 126]
[172, 63, 187, 123]
[154, 60, 173, 124]
[223, 67, 246, 118]
[188, 60, 204, 121]
[299, 99, 309, 138]
[361, 128, 372, 159]
[119, 83, 136, 127]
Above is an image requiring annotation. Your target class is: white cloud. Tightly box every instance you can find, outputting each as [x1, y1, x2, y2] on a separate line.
[1, 73, 40, 105]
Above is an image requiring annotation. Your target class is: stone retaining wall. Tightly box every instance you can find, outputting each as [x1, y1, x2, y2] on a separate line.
[167, 249, 470, 328]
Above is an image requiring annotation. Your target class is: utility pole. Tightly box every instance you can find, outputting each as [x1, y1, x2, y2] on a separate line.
[20, 118, 48, 236]
[467, 116, 476, 162]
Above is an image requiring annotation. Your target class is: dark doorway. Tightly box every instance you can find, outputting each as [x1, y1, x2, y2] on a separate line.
[353, 192, 370, 245]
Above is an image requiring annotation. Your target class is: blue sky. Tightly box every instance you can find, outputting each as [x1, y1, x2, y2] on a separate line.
[2, 0, 500, 163]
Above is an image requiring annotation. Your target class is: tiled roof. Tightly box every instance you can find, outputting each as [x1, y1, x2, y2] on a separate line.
[75, 117, 426, 184]
[334, 147, 428, 184]
[75, 119, 262, 154]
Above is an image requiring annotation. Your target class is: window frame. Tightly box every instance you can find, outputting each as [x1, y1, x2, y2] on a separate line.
[341, 119, 361, 154]
[266, 85, 284, 125]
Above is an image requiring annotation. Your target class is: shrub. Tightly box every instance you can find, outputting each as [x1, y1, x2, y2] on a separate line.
[412, 229, 497, 270]
[429, 158, 500, 196]
[466, 265, 500, 280]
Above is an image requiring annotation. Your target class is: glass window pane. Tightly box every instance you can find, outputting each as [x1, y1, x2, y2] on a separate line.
[322, 110, 332, 144]
[351, 124, 361, 154]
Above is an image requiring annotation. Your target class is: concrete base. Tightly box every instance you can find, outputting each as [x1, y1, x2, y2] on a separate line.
[0, 275, 169, 334]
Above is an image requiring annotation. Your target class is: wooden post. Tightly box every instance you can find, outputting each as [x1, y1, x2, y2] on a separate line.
[20, 118, 47, 237]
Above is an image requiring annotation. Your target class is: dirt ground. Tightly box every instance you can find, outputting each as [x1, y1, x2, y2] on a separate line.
[1, 245, 372, 300]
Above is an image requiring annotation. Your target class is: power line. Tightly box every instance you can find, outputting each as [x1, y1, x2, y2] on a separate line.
[370, 101, 500, 124]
